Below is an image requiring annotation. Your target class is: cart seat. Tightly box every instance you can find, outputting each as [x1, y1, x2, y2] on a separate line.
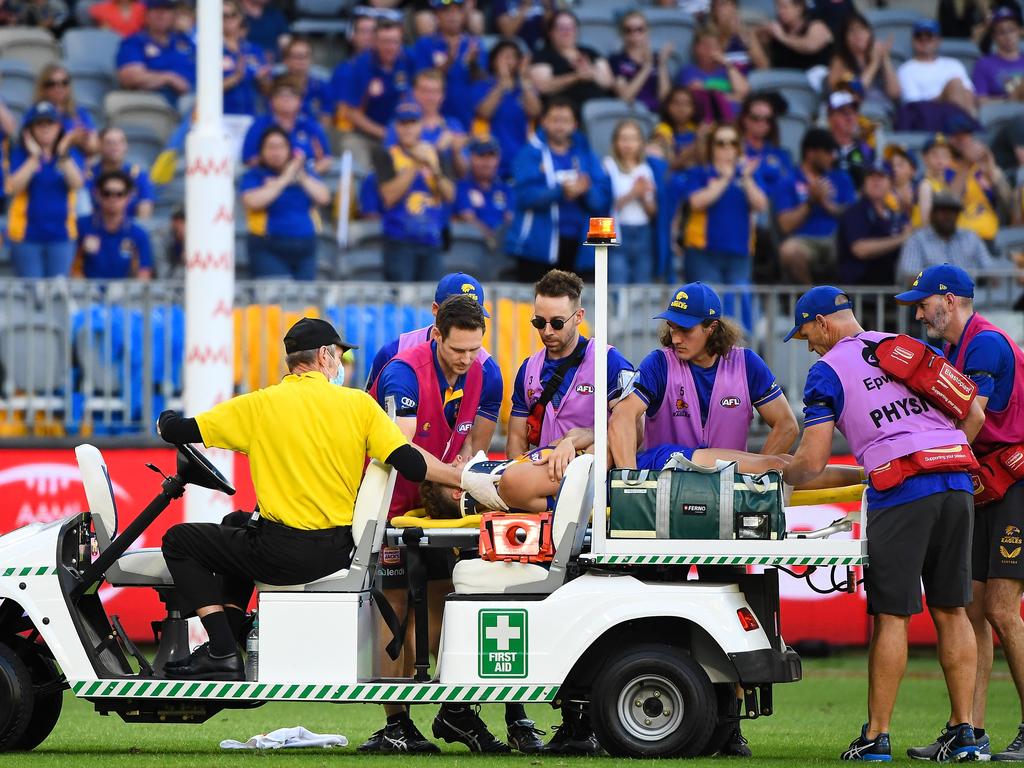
[257, 460, 396, 593]
[110, 549, 174, 586]
[452, 455, 594, 595]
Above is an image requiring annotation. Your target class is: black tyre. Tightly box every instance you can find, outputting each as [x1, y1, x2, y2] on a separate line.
[590, 643, 717, 758]
[0, 641, 34, 752]
[698, 683, 740, 756]
[10, 638, 62, 751]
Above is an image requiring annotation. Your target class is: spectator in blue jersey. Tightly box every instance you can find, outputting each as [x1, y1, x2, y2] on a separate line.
[281, 37, 332, 126]
[494, 0, 555, 52]
[240, 0, 288, 59]
[385, 69, 468, 177]
[373, 101, 454, 282]
[603, 119, 657, 285]
[33, 64, 99, 156]
[776, 127, 856, 284]
[505, 97, 611, 283]
[470, 39, 542, 179]
[338, 19, 415, 142]
[837, 164, 911, 286]
[75, 169, 153, 280]
[222, 0, 268, 117]
[4, 102, 85, 278]
[86, 127, 155, 220]
[648, 86, 703, 171]
[677, 26, 751, 121]
[328, 14, 376, 132]
[242, 76, 333, 174]
[116, 0, 195, 105]
[412, 0, 487, 131]
[826, 88, 875, 189]
[738, 93, 793, 199]
[454, 136, 512, 249]
[609, 11, 673, 113]
[358, 172, 383, 219]
[240, 126, 331, 281]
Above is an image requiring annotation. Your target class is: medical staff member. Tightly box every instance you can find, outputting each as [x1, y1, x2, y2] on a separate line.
[506, 269, 634, 461]
[156, 317, 489, 681]
[609, 282, 797, 470]
[895, 264, 1024, 762]
[75, 169, 153, 279]
[782, 286, 985, 762]
[366, 296, 513, 755]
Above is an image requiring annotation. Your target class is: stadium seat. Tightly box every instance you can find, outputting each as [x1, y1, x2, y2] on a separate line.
[0, 320, 66, 413]
[63, 28, 121, 76]
[747, 69, 820, 119]
[0, 60, 36, 107]
[994, 226, 1024, 259]
[340, 219, 384, 281]
[576, 10, 619, 58]
[104, 91, 180, 143]
[296, 0, 351, 15]
[446, 222, 491, 276]
[776, 112, 809, 163]
[315, 232, 339, 280]
[938, 39, 981, 75]
[644, 9, 696, 61]
[881, 131, 933, 154]
[74, 0, 100, 27]
[120, 124, 166, 169]
[582, 98, 657, 159]
[866, 8, 925, 61]
[979, 100, 1024, 133]
[0, 39, 61, 75]
[0, 26, 53, 47]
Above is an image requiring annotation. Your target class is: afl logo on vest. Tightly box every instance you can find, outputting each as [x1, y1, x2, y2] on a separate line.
[457, 422, 473, 434]
[575, 384, 595, 395]
[720, 396, 742, 408]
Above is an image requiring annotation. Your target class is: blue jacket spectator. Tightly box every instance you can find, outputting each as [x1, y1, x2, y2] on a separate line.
[241, 0, 288, 58]
[337, 19, 414, 141]
[116, 0, 195, 105]
[33, 64, 99, 156]
[222, 0, 268, 117]
[75, 169, 153, 279]
[505, 98, 611, 281]
[86, 127, 156, 220]
[242, 76, 332, 175]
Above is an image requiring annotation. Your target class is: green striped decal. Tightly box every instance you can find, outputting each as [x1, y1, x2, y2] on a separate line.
[2, 566, 57, 577]
[590, 554, 866, 566]
[71, 680, 559, 702]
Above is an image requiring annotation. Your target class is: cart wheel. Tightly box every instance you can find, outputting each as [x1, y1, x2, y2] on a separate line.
[698, 684, 740, 757]
[10, 638, 62, 751]
[0, 641, 35, 752]
[590, 643, 716, 758]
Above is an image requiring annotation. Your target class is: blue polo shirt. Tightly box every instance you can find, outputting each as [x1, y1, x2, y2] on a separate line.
[412, 34, 488, 129]
[86, 161, 155, 219]
[241, 115, 330, 165]
[374, 145, 446, 246]
[223, 41, 266, 116]
[510, 337, 634, 417]
[6, 147, 85, 243]
[359, 172, 382, 218]
[802, 358, 973, 509]
[301, 74, 332, 121]
[60, 106, 96, 135]
[677, 165, 765, 257]
[776, 167, 856, 238]
[116, 31, 196, 104]
[376, 340, 503, 425]
[239, 165, 321, 238]
[454, 177, 511, 230]
[837, 197, 907, 286]
[75, 214, 153, 278]
[469, 79, 529, 178]
[947, 314, 1017, 413]
[551, 149, 585, 238]
[383, 116, 466, 165]
[631, 347, 781, 426]
[244, 6, 288, 57]
[339, 49, 414, 128]
[744, 141, 793, 199]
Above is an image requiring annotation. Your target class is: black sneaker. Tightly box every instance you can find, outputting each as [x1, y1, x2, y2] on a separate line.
[358, 718, 441, 753]
[719, 725, 753, 757]
[432, 705, 510, 753]
[541, 721, 603, 756]
[994, 724, 1024, 762]
[842, 723, 892, 761]
[906, 723, 977, 762]
[507, 718, 545, 753]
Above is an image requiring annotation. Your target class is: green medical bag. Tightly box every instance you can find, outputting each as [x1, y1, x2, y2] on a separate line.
[608, 455, 786, 540]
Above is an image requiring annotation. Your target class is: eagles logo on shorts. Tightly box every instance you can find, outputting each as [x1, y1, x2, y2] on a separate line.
[1000, 525, 1023, 561]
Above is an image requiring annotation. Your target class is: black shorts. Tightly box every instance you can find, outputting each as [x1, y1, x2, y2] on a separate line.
[864, 490, 974, 616]
[376, 546, 456, 591]
[972, 482, 1024, 582]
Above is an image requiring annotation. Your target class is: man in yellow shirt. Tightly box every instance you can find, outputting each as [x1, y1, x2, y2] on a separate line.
[156, 317, 496, 681]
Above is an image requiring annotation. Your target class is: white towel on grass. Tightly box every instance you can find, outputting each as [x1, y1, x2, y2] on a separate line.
[220, 726, 348, 750]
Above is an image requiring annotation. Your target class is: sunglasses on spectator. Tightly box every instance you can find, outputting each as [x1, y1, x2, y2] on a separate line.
[747, 112, 772, 122]
[624, 25, 647, 33]
[714, 136, 740, 147]
[45, 78, 70, 87]
[531, 316, 573, 330]
[913, 31, 936, 39]
[100, 188, 129, 199]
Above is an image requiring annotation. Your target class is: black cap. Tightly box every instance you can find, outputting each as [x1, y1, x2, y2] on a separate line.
[283, 317, 357, 354]
[931, 191, 963, 211]
[801, 127, 838, 155]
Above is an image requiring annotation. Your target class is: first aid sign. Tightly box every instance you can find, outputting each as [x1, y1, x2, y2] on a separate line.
[478, 610, 528, 678]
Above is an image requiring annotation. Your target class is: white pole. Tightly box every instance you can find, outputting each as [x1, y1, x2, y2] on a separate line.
[588, 219, 615, 553]
[336, 150, 353, 248]
[183, 0, 234, 524]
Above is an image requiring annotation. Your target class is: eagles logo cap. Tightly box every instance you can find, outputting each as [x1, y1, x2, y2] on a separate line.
[434, 272, 489, 317]
[654, 282, 723, 329]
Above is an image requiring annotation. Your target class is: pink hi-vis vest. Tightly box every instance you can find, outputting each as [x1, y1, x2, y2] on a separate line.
[522, 338, 599, 446]
[820, 331, 968, 475]
[370, 341, 483, 518]
[642, 347, 752, 451]
[399, 325, 492, 362]
[946, 313, 1024, 458]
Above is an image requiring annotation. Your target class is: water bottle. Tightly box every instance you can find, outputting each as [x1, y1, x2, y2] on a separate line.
[245, 614, 259, 681]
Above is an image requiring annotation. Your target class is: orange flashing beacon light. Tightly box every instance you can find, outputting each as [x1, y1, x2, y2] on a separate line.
[585, 217, 618, 245]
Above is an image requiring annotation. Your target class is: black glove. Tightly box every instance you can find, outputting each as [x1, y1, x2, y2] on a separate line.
[156, 411, 202, 444]
[156, 409, 177, 438]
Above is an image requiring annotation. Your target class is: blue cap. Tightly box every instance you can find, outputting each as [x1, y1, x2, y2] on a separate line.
[894, 264, 975, 303]
[783, 286, 854, 342]
[654, 283, 722, 329]
[468, 135, 500, 155]
[430, 0, 464, 6]
[145, 0, 176, 8]
[394, 102, 423, 122]
[22, 101, 59, 126]
[434, 272, 490, 317]
[913, 18, 940, 35]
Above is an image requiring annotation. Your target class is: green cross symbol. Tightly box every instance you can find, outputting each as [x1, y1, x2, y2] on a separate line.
[478, 609, 528, 679]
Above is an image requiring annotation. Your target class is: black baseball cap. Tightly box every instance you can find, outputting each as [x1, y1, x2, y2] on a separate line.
[284, 317, 357, 353]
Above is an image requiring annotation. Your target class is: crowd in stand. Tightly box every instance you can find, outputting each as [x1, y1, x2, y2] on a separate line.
[1, 0, 1023, 294]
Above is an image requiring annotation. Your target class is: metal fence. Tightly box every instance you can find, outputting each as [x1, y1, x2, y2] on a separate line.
[0, 274, 1020, 441]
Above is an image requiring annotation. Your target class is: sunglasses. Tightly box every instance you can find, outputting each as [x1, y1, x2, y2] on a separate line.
[624, 25, 647, 33]
[714, 137, 740, 147]
[44, 78, 70, 87]
[100, 188, 128, 198]
[747, 112, 772, 122]
[531, 316, 573, 330]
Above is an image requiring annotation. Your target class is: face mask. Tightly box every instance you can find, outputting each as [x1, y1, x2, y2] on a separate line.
[330, 365, 346, 387]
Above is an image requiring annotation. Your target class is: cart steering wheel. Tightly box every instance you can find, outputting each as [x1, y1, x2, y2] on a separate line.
[176, 443, 236, 496]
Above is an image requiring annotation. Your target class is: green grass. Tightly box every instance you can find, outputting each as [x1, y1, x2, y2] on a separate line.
[3, 652, 1019, 767]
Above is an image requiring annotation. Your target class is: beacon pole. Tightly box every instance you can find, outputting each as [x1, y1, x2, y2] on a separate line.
[585, 217, 617, 552]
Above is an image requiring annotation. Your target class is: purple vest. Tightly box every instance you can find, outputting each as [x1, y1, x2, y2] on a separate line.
[522, 338, 599, 446]
[643, 347, 752, 451]
[820, 331, 968, 474]
[398, 325, 492, 363]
